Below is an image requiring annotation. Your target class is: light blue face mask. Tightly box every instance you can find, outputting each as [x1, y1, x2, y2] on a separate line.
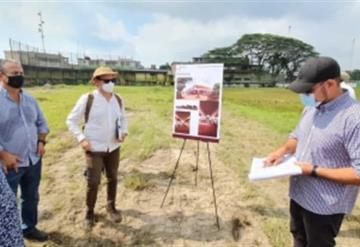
[299, 93, 321, 107]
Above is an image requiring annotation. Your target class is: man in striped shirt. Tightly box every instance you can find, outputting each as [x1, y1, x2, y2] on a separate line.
[265, 56, 360, 247]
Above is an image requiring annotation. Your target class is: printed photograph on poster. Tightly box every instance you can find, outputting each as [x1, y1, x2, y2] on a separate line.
[198, 101, 219, 137]
[181, 81, 220, 101]
[174, 111, 191, 134]
[172, 63, 223, 142]
[176, 77, 192, 99]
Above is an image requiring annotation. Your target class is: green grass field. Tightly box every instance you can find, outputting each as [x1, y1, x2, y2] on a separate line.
[30, 85, 305, 167]
[30, 85, 304, 145]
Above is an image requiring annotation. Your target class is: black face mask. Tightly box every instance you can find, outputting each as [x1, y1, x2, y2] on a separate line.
[7, 75, 24, 89]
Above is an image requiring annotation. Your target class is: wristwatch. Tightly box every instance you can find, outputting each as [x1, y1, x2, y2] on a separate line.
[310, 165, 318, 177]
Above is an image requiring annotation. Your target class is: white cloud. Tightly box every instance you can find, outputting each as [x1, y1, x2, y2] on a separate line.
[0, 4, 76, 55]
[128, 4, 360, 69]
[1, 4, 74, 40]
[131, 14, 295, 66]
[281, 3, 360, 70]
[93, 13, 131, 43]
[1, 2, 359, 70]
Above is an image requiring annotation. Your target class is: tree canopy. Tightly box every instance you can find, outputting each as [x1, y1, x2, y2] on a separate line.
[201, 33, 319, 82]
[350, 69, 360, 81]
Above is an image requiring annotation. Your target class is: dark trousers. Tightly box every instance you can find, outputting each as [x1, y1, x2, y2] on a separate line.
[85, 148, 119, 211]
[290, 199, 344, 247]
[6, 159, 42, 234]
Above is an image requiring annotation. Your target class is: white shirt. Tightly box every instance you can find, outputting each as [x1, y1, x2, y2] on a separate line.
[341, 82, 357, 100]
[66, 90, 128, 152]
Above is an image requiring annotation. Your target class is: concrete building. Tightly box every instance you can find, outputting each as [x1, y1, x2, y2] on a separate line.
[77, 56, 143, 69]
[4, 50, 71, 68]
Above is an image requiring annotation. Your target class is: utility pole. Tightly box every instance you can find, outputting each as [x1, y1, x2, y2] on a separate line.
[288, 25, 292, 36]
[351, 38, 356, 71]
[38, 11, 46, 53]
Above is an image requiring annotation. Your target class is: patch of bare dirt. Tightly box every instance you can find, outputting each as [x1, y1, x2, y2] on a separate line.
[28, 137, 271, 246]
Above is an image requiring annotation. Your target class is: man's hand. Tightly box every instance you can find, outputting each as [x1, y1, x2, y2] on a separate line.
[264, 151, 284, 166]
[0, 151, 20, 173]
[264, 138, 297, 167]
[80, 139, 92, 151]
[118, 133, 128, 143]
[37, 142, 46, 156]
[295, 161, 313, 176]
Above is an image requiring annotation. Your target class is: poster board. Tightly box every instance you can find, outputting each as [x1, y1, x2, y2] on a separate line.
[172, 63, 223, 143]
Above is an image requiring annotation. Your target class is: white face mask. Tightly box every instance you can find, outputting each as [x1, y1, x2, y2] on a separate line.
[101, 81, 114, 93]
[299, 93, 322, 107]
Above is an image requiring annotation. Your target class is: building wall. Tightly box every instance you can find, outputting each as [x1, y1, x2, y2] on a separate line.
[5, 51, 71, 68]
[22, 65, 173, 86]
[77, 58, 142, 69]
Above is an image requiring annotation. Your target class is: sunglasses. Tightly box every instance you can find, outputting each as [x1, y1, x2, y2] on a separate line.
[97, 78, 117, 84]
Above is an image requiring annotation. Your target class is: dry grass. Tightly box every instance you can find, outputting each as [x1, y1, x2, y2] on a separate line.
[123, 169, 152, 191]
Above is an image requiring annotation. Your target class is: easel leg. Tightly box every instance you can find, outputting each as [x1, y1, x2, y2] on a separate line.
[207, 142, 220, 230]
[160, 139, 187, 208]
[194, 140, 199, 186]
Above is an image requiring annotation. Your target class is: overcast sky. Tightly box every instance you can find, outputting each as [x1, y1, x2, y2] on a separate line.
[0, 1, 359, 70]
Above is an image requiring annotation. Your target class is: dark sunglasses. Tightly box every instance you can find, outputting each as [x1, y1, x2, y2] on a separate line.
[98, 78, 116, 84]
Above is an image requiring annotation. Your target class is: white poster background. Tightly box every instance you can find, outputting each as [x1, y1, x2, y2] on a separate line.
[172, 63, 223, 142]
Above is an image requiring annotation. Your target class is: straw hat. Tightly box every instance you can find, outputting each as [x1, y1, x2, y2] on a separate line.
[92, 66, 118, 81]
[340, 71, 350, 82]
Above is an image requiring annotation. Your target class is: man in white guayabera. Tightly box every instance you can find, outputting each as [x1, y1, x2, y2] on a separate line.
[265, 57, 360, 247]
[66, 66, 128, 229]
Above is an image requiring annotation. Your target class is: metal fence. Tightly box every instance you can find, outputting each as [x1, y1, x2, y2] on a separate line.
[3, 39, 173, 86]
[7, 39, 142, 70]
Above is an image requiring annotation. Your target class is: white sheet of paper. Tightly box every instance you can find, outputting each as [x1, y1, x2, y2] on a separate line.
[248, 156, 302, 181]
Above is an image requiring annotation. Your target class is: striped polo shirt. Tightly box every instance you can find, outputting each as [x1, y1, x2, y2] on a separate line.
[289, 92, 360, 215]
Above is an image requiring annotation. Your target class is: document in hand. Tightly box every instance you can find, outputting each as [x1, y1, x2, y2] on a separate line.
[248, 156, 302, 181]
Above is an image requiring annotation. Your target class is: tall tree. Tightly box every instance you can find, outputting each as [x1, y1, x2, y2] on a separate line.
[202, 33, 318, 82]
[351, 69, 360, 81]
[234, 33, 318, 81]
